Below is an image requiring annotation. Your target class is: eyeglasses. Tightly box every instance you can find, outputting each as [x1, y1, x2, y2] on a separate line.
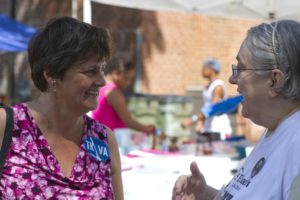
[231, 64, 274, 78]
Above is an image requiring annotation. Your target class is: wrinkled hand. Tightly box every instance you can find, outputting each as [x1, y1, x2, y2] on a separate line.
[172, 162, 207, 200]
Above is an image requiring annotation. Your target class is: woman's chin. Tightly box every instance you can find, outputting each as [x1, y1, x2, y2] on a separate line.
[83, 100, 98, 112]
[89, 102, 98, 111]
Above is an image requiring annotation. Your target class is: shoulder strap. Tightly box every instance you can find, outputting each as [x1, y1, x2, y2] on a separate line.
[0, 106, 14, 176]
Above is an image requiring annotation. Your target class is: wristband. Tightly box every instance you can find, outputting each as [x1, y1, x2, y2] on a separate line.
[192, 114, 199, 122]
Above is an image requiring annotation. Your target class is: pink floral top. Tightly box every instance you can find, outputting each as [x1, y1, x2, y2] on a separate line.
[0, 103, 114, 199]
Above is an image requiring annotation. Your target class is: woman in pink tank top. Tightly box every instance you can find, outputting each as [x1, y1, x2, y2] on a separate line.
[0, 17, 123, 199]
[92, 58, 156, 135]
[93, 83, 127, 131]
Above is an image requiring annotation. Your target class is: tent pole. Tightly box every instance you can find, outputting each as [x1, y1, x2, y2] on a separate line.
[10, 0, 16, 19]
[8, 0, 16, 104]
[83, 0, 92, 24]
[134, 29, 142, 93]
[72, 0, 78, 19]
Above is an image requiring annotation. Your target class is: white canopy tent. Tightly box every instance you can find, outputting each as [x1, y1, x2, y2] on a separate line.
[83, 0, 300, 23]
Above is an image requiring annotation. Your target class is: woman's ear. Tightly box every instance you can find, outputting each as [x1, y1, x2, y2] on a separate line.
[43, 71, 52, 84]
[43, 71, 58, 92]
[268, 69, 285, 97]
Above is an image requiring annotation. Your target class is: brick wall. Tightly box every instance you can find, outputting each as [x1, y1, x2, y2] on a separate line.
[90, 4, 263, 139]
[91, 3, 259, 95]
[140, 13, 258, 95]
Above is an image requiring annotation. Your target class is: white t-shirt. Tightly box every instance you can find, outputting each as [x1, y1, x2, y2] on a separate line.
[202, 79, 232, 139]
[215, 110, 300, 200]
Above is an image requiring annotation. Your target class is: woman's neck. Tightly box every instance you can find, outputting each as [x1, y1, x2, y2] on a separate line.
[207, 76, 218, 87]
[265, 101, 300, 136]
[28, 94, 84, 138]
[207, 75, 218, 85]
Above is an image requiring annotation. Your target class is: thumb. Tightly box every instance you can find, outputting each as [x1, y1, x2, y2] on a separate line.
[190, 161, 202, 178]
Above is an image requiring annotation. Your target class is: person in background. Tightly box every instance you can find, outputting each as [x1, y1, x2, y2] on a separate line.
[182, 58, 232, 140]
[92, 57, 155, 135]
[0, 17, 123, 199]
[173, 20, 300, 200]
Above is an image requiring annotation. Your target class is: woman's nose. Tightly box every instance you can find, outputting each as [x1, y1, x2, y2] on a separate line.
[229, 75, 237, 85]
[95, 72, 106, 86]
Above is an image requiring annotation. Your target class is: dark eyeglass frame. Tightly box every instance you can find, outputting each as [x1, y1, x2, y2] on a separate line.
[231, 64, 274, 78]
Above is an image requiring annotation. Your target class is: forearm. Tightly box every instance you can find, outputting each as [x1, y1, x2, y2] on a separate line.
[112, 171, 124, 200]
[107, 127, 124, 200]
[183, 113, 205, 127]
[125, 117, 149, 133]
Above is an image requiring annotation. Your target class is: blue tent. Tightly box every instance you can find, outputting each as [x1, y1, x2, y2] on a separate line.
[0, 14, 37, 52]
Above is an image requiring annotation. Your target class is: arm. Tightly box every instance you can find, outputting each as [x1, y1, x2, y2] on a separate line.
[107, 127, 124, 200]
[181, 112, 205, 129]
[182, 94, 244, 130]
[0, 108, 6, 149]
[211, 85, 225, 104]
[106, 90, 154, 134]
[181, 85, 224, 129]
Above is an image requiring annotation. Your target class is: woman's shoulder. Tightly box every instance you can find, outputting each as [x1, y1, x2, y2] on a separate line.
[0, 103, 28, 149]
[280, 117, 300, 163]
[11, 103, 31, 121]
[283, 111, 300, 139]
[12, 103, 28, 112]
[84, 115, 111, 140]
[206, 79, 225, 92]
[102, 83, 118, 92]
[211, 79, 225, 87]
[102, 83, 122, 98]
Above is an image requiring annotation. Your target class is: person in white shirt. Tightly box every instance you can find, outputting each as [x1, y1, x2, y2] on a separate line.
[201, 59, 232, 139]
[182, 58, 232, 140]
[173, 20, 300, 200]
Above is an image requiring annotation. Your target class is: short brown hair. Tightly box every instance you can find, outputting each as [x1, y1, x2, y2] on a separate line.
[28, 17, 112, 92]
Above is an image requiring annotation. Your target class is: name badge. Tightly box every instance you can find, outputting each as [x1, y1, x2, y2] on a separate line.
[84, 137, 110, 162]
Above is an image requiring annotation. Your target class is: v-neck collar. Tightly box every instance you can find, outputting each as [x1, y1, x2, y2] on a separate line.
[24, 103, 87, 180]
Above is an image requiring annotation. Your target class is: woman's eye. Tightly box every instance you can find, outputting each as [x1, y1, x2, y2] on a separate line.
[84, 69, 98, 75]
[82, 65, 105, 76]
[85, 70, 95, 74]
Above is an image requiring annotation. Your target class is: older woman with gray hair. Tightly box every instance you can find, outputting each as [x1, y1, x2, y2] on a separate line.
[172, 19, 300, 200]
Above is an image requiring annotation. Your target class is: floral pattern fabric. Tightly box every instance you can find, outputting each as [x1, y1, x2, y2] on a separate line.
[0, 104, 114, 199]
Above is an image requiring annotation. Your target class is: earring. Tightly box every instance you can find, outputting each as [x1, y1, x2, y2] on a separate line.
[51, 79, 57, 92]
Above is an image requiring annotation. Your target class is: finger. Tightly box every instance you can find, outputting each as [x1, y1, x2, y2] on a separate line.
[173, 175, 188, 195]
[171, 191, 182, 200]
[172, 194, 182, 200]
[190, 161, 202, 179]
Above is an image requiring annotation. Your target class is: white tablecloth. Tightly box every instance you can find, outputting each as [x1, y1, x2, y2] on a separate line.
[122, 152, 238, 200]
